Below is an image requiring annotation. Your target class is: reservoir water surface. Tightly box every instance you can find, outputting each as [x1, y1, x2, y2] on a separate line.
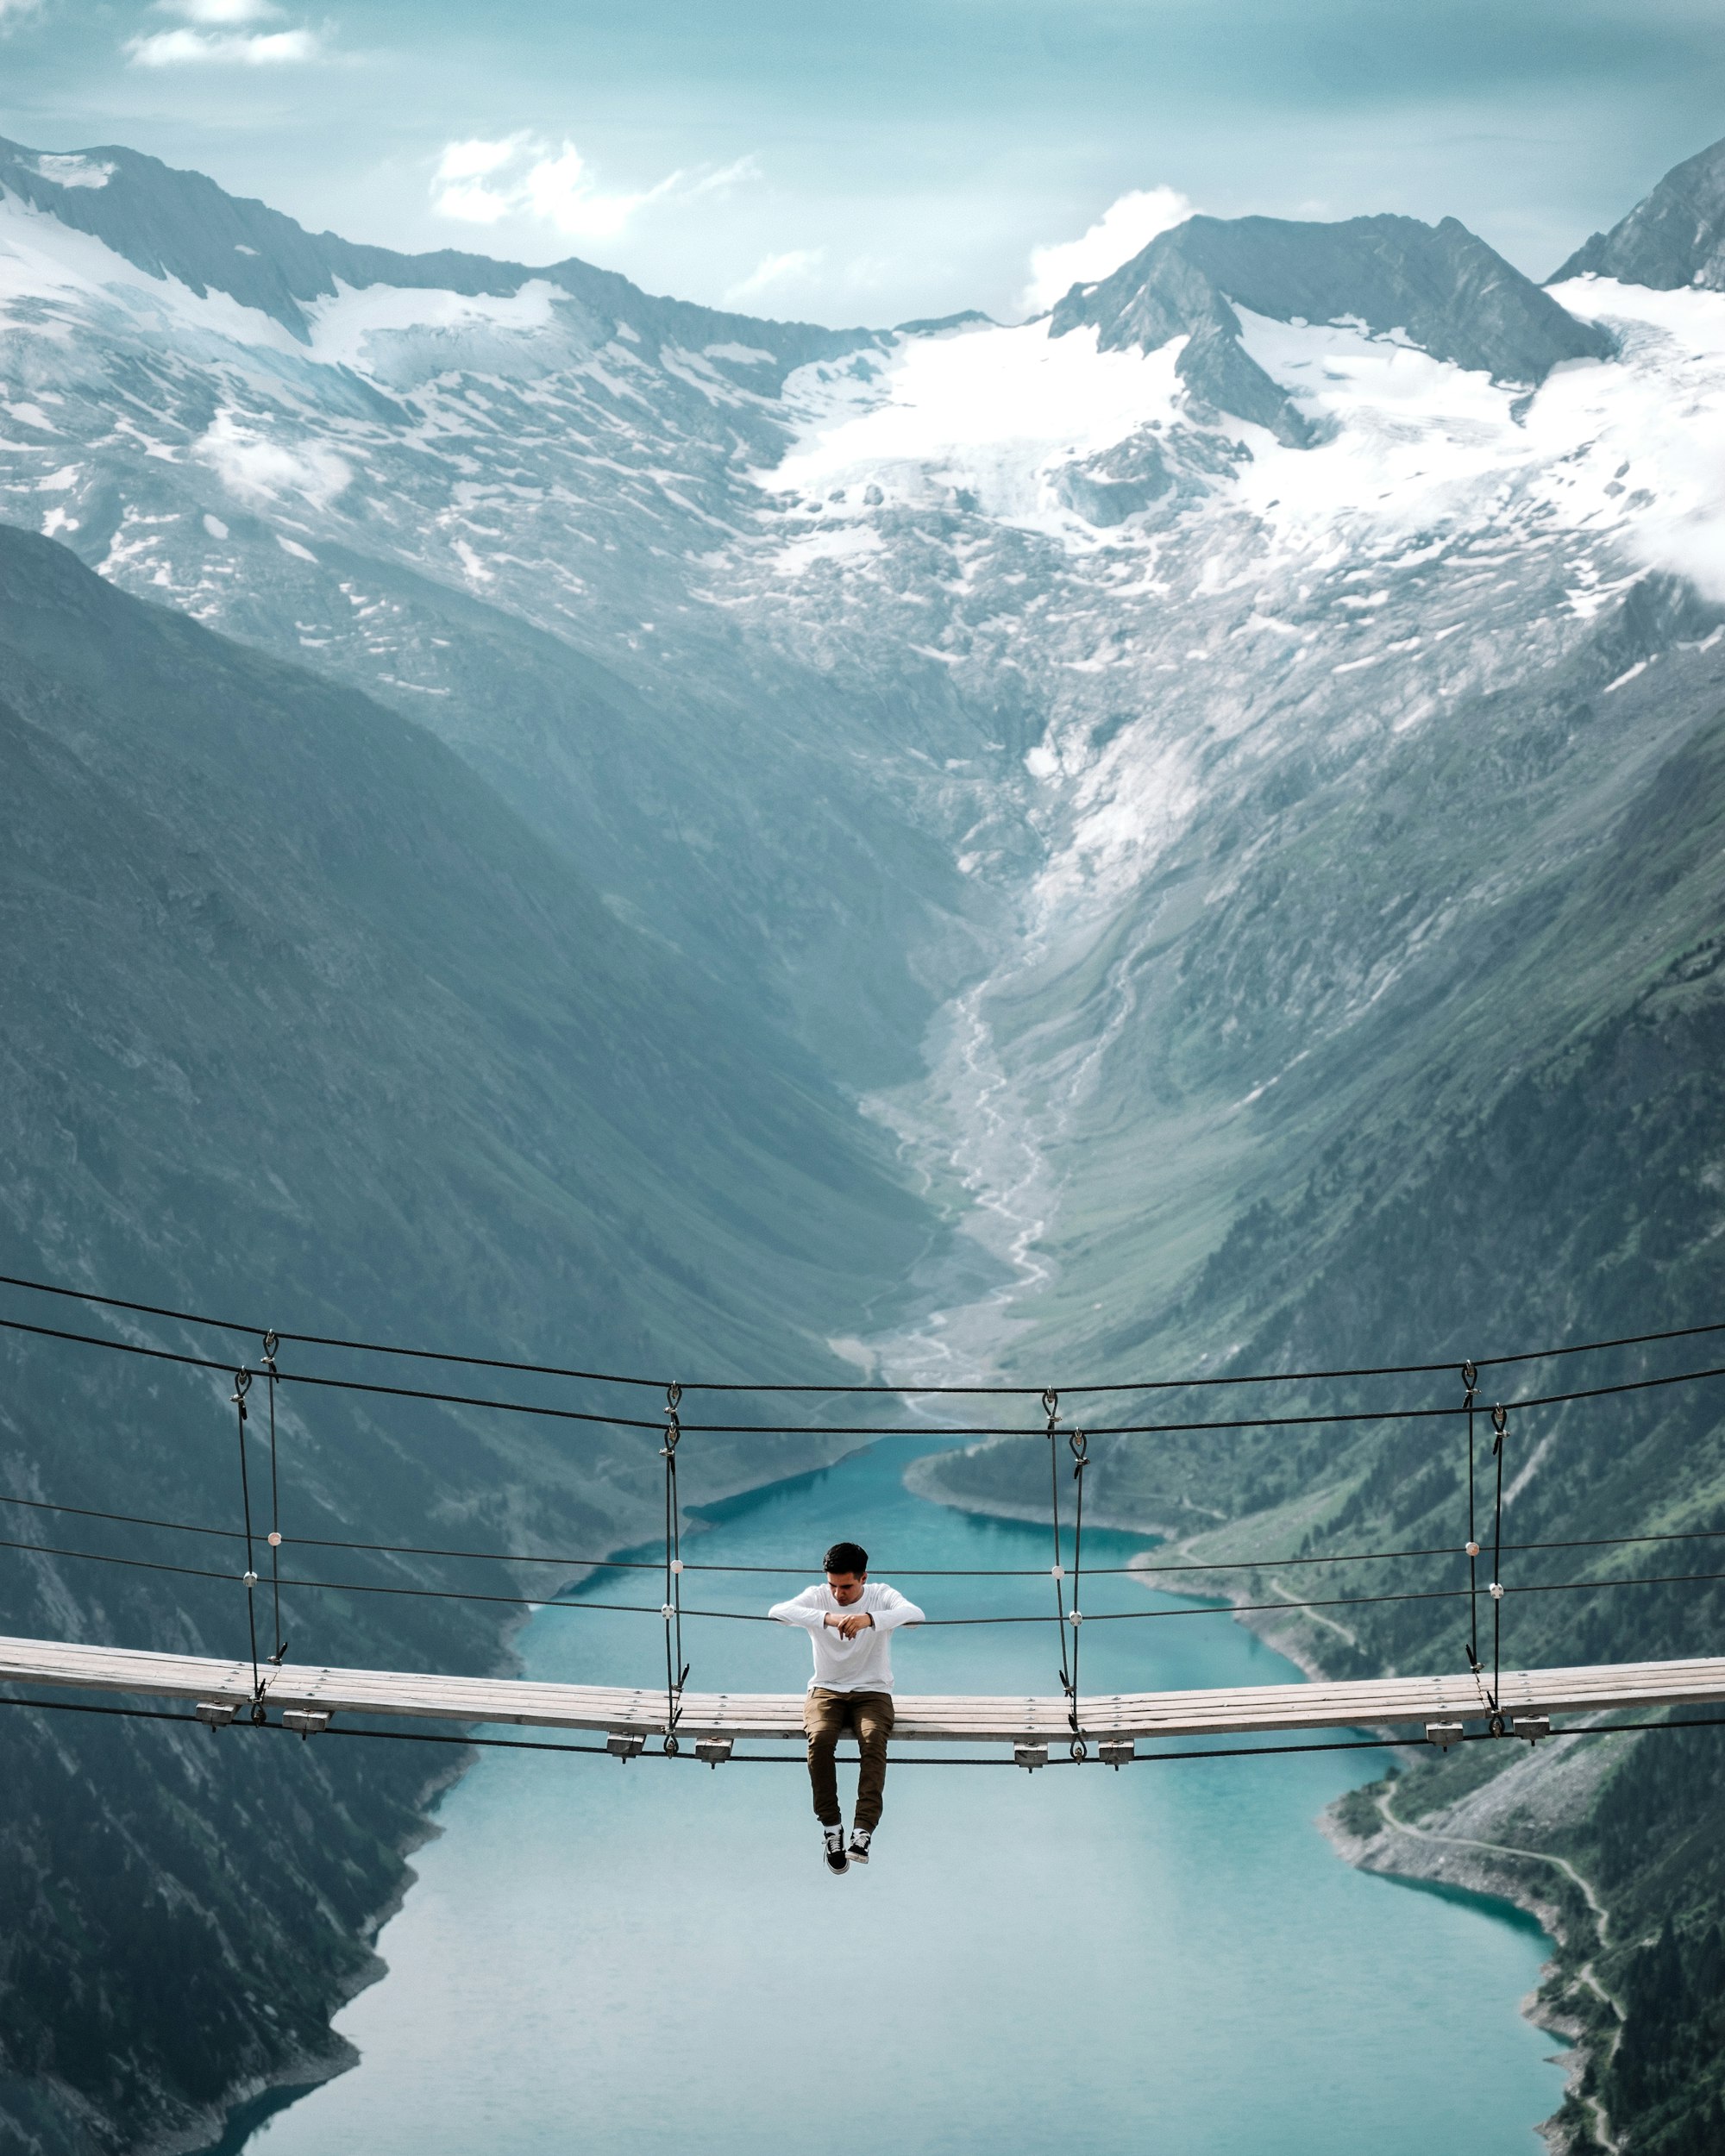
[250, 1438, 1565, 2155]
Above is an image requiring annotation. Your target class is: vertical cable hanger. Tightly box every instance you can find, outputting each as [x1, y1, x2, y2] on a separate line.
[230, 1368, 265, 1719]
[1487, 1402, 1509, 1729]
[660, 1382, 687, 1755]
[260, 1330, 288, 1665]
[1044, 1388, 1073, 1707]
[1066, 1430, 1088, 1758]
[1462, 1359, 1482, 1679]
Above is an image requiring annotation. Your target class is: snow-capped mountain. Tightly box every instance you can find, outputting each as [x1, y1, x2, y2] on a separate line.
[7, 125, 1725, 2156]
[3, 128, 1724, 1378]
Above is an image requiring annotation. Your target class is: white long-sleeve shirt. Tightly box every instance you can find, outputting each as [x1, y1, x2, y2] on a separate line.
[767, 1581, 925, 1693]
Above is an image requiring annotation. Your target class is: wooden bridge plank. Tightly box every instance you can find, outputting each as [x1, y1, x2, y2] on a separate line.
[3, 1633, 1723, 1743]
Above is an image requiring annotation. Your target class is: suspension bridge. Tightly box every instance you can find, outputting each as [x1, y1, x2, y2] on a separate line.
[2, 1272, 1724, 1771]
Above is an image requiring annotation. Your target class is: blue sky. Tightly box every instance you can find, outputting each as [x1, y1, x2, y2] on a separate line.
[2, 0, 1723, 323]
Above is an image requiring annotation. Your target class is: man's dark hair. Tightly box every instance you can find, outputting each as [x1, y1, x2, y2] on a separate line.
[824, 1541, 869, 1576]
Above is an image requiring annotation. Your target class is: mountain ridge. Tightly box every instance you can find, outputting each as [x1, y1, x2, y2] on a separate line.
[1552, 135, 1725, 291]
[1047, 210, 1613, 442]
[0, 134, 878, 376]
[4, 122, 1725, 2156]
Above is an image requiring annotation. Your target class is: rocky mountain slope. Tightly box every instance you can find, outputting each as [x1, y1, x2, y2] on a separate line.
[4, 125, 1725, 2154]
[1557, 134, 1725, 291]
[0, 521, 936, 2154]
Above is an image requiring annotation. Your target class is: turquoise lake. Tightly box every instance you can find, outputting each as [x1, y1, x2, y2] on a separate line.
[248, 1438, 1565, 2154]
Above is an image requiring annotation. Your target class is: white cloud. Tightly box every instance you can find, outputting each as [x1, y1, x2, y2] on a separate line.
[1022, 186, 1195, 313]
[436, 135, 525, 187]
[196, 411, 350, 511]
[161, 0, 279, 19]
[431, 135, 757, 243]
[0, 0, 42, 21]
[685, 155, 761, 197]
[128, 22, 321, 62]
[725, 248, 825, 304]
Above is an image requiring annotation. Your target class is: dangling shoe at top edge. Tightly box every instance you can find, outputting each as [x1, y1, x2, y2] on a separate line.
[823, 1827, 850, 1876]
[847, 1828, 872, 1867]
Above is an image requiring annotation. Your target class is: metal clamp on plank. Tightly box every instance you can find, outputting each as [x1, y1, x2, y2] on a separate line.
[195, 1701, 239, 1730]
[1013, 1741, 1049, 1771]
[693, 1735, 733, 1767]
[1099, 1738, 1134, 1767]
[606, 1730, 646, 1760]
[1511, 1714, 1551, 1742]
[282, 1709, 332, 1739]
[1425, 1720, 1465, 1750]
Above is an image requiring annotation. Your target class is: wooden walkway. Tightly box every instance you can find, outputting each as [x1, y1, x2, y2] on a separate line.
[3, 1633, 1724, 1745]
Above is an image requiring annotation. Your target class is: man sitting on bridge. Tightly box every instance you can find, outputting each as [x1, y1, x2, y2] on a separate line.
[768, 1542, 925, 1875]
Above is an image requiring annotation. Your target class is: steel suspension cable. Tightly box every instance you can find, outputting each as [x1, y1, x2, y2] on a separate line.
[7, 1525, 1725, 1625]
[1043, 1389, 1071, 1705]
[5, 1267, 1725, 1395]
[1490, 1404, 1509, 1720]
[261, 1331, 287, 1665]
[6, 1692, 1725, 1771]
[229, 1369, 262, 1708]
[1464, 1358, 1481, 1679]
[661, 1385, 687, 1754]
[1067, 1429, 1088, 1755]
[6, 1307, 1725, 1438]
[4, 1482, 1724, 1580]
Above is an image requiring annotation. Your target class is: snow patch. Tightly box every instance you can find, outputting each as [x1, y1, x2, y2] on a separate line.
[28, 155, 114, 191]
[1226, 284, 1725, 606]
[771, 319, 1185, 527]
[301, 277, 566, 373]
[769, 522, 882, 574]
[0, 189, 306, 354]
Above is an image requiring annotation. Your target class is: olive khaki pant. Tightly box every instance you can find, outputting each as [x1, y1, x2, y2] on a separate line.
[804, 1688, 895, 1832]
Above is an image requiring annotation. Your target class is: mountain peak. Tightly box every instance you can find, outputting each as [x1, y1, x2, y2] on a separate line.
[1051, 210, 1611, 445]
[1551, 135, 1725, 291]
[0, 134, 870, 373]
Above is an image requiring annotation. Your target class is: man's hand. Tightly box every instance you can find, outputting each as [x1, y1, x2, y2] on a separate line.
[824, 1611, 875, 1639]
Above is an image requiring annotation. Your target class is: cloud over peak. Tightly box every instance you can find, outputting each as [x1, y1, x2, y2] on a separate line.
[725, 248, 825, 304]
[1022, 187, 1195, 313]
[432, 135, 757, 244]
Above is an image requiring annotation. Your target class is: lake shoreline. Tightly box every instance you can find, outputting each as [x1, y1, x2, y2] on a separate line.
[904, 1463, 1600, 2153]
[242, 1429, 1566, 2155]
[189, 1436, 876, 2156]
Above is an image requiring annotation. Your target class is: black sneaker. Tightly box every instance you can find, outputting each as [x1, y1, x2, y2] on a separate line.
[847, 1828, 872, 1866]
[822, 1827, 850, 1876]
